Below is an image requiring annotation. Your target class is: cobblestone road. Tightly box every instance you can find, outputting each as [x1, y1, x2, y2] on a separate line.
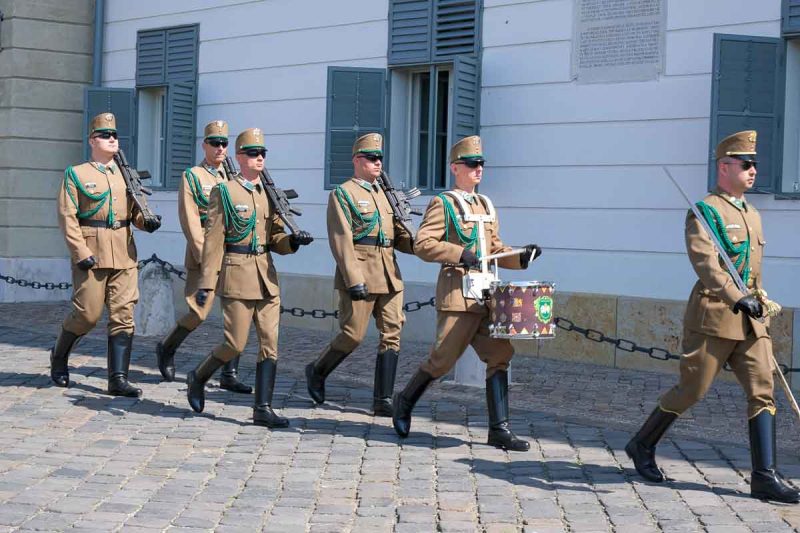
[0, 302, 799, 532]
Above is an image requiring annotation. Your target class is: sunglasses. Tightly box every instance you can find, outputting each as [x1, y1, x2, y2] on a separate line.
[458, 159, 485, 169]
[359, 154, 383, 163]
[207, 139, 228, 148]
[93, 131, 118, 140]
[727, 160, 757, 171]
[242, 149, 267, 158]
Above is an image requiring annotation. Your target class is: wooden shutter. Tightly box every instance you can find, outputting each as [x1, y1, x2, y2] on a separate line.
[324, 68, 387, 188]
[388, 0, 433, 66]
[451, 55, 480, 141]
[783, 0, 800, 36]
[165, 82, 197, 190]
[136, 29, 166, 87]
[433, 0, 480, 61]
[708, 34, 785, 192]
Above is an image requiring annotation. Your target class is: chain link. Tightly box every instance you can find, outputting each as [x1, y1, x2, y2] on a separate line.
[2, 261, 799, 376]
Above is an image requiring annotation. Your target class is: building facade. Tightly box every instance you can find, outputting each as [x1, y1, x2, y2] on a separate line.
[2, 0, 799, 379]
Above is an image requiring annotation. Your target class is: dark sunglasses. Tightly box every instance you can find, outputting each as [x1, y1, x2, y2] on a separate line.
[458, 159, 485, 169]
[359, 154, 383, 163]
[93, 131, 118, 140]
[207, 139, 228, 148]
[727, 160, 757, 171]
[242, 149, 267, 158]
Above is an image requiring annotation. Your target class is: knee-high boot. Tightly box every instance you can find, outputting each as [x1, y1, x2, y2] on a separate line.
[50, 328, 82, 387]
[624, 407, 677, 482]
[486, 370, 530, 452]
[186, 353, 225, 413]
[107, 333, 142, 397]
[155, 324, 191, 382]
[253, 359, 289, 428]
[392, 369, 433, 437]
[749, 410, 800, 503]
[373, 349, 399, 417]
[305, 347, 350, 404]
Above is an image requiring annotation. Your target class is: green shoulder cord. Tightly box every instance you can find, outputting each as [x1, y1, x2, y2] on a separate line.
[64, 166, 116, 227]
[334, 186, 386, 244]
[218, 183, 258, 252]
[695, 201, 751, 286]
[437, 193, 480, 258]
[185, 168, 210, 223]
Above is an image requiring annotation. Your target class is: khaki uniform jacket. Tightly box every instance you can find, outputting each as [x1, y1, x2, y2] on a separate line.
[58, 162, 145, 269]
[178, 162, 227, 270]
[327, 177, 414, 294]
[684, 189, 768, 340]
[415, 191, 524, 314]
[199, 176, 295, 300]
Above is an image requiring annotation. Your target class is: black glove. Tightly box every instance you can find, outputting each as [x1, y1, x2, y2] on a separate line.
[143, 214, 162, 233]
[460, 249, 480, 270]
[733, 294, 763, 319]
[77, 256, 96, 271]
[195, 289, 210, 308]
[348, 283, 369, 301]
[289, 230, 314, 251]
[520, 244, 542, 269]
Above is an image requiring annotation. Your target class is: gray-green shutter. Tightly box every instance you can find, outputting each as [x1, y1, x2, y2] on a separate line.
[451, 55, 480, 141]
[783, 0, 800, 36]
[136, 29, 166, 87]
[388, 0, 433, 66]
[165, 25, 199, 81]
[83, 87, 137, 163]
[708, 34, 784, 192]
[165, 82, 197, 190]
[433, 0, 481, 61]
[324, 67, 387, 188]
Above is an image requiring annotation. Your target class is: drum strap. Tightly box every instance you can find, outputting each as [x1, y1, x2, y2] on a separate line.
[442, 191, 496, 223]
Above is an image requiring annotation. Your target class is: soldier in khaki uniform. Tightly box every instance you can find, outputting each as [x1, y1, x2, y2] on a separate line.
[392, 136, 539, 451]
[185, 128, 313, 427]
[51, 113, 159, 397]
[305, 133, 414, 416]
[626, 131, 799, 503]
[155, 120, 250, 394]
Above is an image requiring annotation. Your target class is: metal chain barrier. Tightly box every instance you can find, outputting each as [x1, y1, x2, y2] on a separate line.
[1, 257, 798, 375]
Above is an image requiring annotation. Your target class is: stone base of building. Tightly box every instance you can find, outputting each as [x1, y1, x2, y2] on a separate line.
[0, 257, 72, 303]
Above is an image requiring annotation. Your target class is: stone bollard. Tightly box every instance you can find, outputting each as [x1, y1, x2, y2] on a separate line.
[135, 262, 175, 337]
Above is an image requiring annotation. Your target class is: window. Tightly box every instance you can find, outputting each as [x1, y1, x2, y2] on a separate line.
[136, 87, 166, 187]
[322, 1, 481, 191]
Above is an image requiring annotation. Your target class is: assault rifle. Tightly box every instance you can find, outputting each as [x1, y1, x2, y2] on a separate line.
[377, 170, 422, 238]
[222, 156, 304, 235]
[113, 149, 161, 233]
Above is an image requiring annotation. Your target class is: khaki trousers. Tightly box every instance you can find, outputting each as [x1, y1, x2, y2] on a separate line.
[420, 310, 514, 379]
[211, 295, 281, 363]
[62, 267, 138, 337]
[327, 290, 405, 354]
[659, 329, 776, 419]
[176, 267, 215, 331]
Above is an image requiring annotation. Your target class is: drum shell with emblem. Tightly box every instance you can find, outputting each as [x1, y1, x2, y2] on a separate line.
[488, 281, 556, 339]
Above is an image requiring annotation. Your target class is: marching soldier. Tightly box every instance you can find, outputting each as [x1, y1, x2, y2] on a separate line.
[155, 120, 250, 394]
[51, 113, 156, 396]
[625, 131, 799, 503]
[305, 133, 414, 416]
[391, 135, 539, 450]
[185, 128, 313, 427]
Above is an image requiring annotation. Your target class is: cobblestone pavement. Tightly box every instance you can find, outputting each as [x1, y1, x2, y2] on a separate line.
[1, 302, 800, 532]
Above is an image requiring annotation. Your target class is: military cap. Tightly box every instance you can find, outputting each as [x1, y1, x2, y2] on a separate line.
[715, 130, 757, 161]
[204, 120, 228, 140]
[352, 133, 383, 156]
[449, 135, 484, 163]
[89, 113, 116, 134]
[236, 128, 266, 152]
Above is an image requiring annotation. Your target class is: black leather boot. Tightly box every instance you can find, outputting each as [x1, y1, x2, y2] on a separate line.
[186, 353, 225, 413]
[50, 328, 81, 387]
[486, 370, 530, 451]
[625, 407, 677, 482]
[219, 356, 252, 394]
[373, 350, 399, 417]
[392, 369, 433, 437]
[107, 333, 142, 397]
[749, 410, 800, 503]
[305, 347, 349, 404]
[155, 324, 190, 382]
[253, 359, 289, 428]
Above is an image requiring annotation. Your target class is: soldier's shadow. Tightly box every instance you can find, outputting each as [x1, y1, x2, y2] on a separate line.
[457, 457, 748, 498]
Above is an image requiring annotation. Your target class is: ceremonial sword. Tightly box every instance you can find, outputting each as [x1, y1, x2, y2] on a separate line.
[663, 167, 800, 421]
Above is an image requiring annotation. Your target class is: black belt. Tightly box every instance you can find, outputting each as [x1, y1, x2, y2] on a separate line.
[79, 219, 130, 229]
[225, 244, 270, 255]
[354, 236, 393, 248]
